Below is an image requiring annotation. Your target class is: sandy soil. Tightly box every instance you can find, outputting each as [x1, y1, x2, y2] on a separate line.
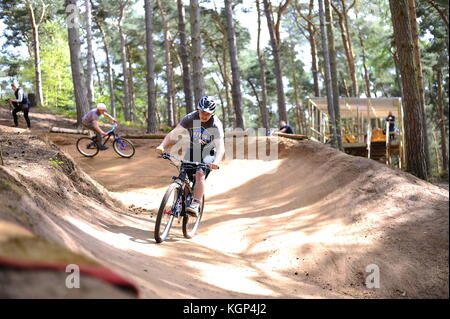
[0, 107, 448, 298]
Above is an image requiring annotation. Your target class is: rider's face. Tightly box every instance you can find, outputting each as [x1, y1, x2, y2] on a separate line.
[11, 85, 17, 91]
[98, 109, 106, 115]
[199, 110, 213, 122]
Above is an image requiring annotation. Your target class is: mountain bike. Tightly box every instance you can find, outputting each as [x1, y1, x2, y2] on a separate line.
[76, 123, 135, 158]
[154, 152, 210, 243]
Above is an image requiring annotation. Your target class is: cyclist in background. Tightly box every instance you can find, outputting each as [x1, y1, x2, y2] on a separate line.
[82, 103, 118, 150]
[155, 96, 225, 217]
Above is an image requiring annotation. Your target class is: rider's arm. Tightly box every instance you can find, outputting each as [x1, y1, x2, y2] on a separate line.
[104, 112, 117, 123]
[212, 137, 225, 166]
[156, 124, 186, 153]
[279, 127, 287, 133]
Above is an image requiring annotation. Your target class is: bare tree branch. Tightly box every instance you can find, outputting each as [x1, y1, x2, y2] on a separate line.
[426, 0, 449, 28]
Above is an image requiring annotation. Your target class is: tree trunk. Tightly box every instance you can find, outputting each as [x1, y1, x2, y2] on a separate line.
[360, 34, 371, 97]
[340, 70, 350, 97]
[305, 0, 320, 97]
[94, 17, 116, 117]
[66, 0, 89, 125]
[256, 0, 270, 134]
[190, 0, 205, 105]
[408, 0, 431, 175]
[296, 0, 320, 97]
[92, 53, 103, 96]
[389, 0, 429, 179]
[432, 129, 442, 172]
[224, 0, 245, 129]
[325, 0, 342, 149]
[27, 1, 45, 107]
[263, 0, 287, 122]
[332, 0, 358, 97]
[85, 0, 94, 108]
[437, 69, 448, 171]
[222, 40, 233, 125]
[127, 45, 136, 122]
[318, 0, 337, 148]
[355, 3, 371, 97]
[118, 1, 131, 121]
[144, 0, 157, 133]
[177, 0, 194, 114]
[157, 0, 175, 127]
[212, 77, 227, 127]
[291, 70, 306, 135]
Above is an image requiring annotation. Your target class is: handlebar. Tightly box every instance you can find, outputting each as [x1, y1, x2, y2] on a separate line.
[159, 152, 213, 170]
[106, 123, 119, 135]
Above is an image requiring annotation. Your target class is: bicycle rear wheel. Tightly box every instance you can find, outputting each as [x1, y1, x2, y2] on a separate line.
[182, 195, 204, 239]
[76, 137, 99, 157]
[113, 137, 135, 158]
[154, 183, 181, 243]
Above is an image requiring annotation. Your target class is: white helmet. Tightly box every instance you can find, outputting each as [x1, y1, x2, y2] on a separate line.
[97, 103, 107, 110]
[196, 96, 216, 114]
[11, 80, 19, 87]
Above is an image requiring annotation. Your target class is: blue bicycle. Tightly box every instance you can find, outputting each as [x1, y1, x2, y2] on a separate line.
[76, 123, 135, 158]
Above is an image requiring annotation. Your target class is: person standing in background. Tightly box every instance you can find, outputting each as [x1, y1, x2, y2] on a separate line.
[8, 80, 31, 129]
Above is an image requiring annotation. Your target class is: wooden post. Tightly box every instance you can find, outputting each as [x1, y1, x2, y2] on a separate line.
[386, 120, 391, 166]
[312, 104, 316, 140]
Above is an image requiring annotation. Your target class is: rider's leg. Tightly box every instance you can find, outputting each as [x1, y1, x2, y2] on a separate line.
[91, 121, 108, 150]
[186, 170, 205, 216]
[193, 170, 206, 203]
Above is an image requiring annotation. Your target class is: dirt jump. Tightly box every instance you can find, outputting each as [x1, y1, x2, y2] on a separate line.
[0, 108, 448, 298]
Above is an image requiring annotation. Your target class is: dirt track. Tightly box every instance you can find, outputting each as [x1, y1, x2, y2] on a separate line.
[0, 107, 449, 298]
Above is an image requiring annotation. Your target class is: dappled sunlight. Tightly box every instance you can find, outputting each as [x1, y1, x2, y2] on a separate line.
[111, 187, 167, 210]
[187, 260, 276, 296]
[207, 159, 282, 197]
[66, 217, 165, 257]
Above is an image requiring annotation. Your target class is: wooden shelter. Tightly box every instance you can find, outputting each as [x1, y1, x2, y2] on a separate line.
[307, 97, 405, 168]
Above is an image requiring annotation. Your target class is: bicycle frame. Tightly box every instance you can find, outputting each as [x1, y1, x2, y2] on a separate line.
[91, 123, 123, 146]
[162, 153, 208, 219]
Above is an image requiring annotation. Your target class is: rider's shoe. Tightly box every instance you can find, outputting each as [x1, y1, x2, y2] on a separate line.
[99, 145, 109, 151]
[186, 200, 201, 218]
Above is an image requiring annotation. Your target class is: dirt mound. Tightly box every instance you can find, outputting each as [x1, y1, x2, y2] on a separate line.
[0, 128, 138, 298]
[203, 138, 448, 298]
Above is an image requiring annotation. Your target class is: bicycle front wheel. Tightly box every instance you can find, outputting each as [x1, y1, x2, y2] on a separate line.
[113, 138, 135, 158]
[76, 137, 99, 157]
[154, 183, 180, 243]
[182, 195, 205, 239]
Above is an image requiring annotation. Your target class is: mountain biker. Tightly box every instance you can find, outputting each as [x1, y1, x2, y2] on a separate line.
[278, 120, 294, 134]
[8, 80, 31, 129]
[155, 96, 225, 217]
[82, 103, 118, 150]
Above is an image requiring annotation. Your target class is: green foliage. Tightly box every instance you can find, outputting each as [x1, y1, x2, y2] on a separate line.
[39, 19, 73, 109]
[0, 0, 446, 173]
[48, 157, 64, 168]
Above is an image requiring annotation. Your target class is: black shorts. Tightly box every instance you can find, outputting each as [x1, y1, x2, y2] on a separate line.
[183, 147, 215, 178]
